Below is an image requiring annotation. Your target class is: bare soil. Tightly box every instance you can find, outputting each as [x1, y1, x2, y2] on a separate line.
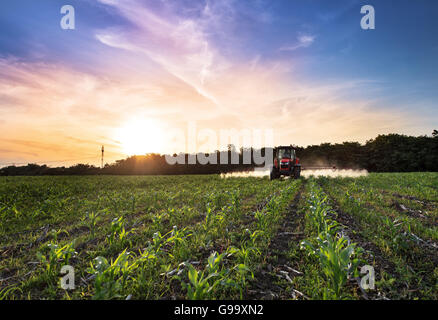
[246, 187, 307, 300]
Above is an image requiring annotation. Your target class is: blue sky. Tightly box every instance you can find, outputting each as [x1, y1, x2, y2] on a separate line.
[0, 0, 437, 165]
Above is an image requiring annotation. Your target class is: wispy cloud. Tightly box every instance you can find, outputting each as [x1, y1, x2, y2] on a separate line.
[95, 0, 225, 105]
[279, 34, 316, 52]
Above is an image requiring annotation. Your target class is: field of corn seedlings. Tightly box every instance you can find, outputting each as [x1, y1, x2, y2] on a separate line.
[0, 173, 437, 300]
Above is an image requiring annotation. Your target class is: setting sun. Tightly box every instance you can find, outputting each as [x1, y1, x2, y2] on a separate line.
[115, 119, 164, 156]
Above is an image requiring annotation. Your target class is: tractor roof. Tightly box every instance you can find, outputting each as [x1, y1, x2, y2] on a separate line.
[276, 145, 297, 150]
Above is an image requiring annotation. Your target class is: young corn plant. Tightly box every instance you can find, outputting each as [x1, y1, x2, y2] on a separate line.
[227, 241, 257, 298]
[107, 216, 131, 246]
[88, 249, 137, 300]
[301, 233, 362, 299]
[150, 231, 166, 254]
[151, 211, 167, 228]
[176, 252, 232, 300]
[147, 226, 191, 258]
[306, 184, 340, 236]
[228, 229, 262, 266]
[203, 202, 214, 232]
[36, 241, 77, 277]
[232, 263, 253, 300]
[230, 190, 241, 216]
[83, 211, 100, 238]
[183, 264, 219, 300]
[308, 205, 339, 237]
[382, 217, 411, 254]
[254, 209, 269, 233]
[136, 247, 158, 266]
[166, 226, 192, 260]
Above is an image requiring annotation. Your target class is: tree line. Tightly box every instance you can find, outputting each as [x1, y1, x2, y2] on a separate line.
[1, 132, 437, 176]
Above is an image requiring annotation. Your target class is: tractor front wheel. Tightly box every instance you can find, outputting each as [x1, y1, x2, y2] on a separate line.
[270, 168, 279, 180]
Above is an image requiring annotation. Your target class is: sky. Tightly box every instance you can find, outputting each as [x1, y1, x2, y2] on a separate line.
[0, 0, 437, 167]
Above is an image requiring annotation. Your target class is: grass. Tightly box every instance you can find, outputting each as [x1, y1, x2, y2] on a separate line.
[0, 173, 437, 300]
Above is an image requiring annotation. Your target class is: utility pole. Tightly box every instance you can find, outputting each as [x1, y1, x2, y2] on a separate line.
[101, 145, 104, 169]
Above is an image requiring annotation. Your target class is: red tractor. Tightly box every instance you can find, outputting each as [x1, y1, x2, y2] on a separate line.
[270, 145, 301, 180]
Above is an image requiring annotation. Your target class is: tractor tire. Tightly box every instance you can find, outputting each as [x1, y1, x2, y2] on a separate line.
[293, 166, 301, 179]
[270, 168, 279, 180]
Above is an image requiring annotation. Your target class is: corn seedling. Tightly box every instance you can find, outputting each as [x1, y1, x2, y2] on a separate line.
[107, 216, 131, 246]
[176, 252, 232, 300]
[83, 211, 100, 237]
[88, 249, 136, 300]
[36, 241, 77, 276]
[301, 233, 362, 299]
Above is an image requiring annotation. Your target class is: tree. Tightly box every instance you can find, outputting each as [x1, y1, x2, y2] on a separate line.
[433, 129, 438, 138]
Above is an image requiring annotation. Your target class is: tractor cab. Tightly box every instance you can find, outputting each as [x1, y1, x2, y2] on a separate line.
[270, 145, 301, 180]
[277, 148, 293, 159]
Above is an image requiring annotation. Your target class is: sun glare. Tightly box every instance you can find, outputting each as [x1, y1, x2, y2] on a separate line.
[115, 119, 164, 156]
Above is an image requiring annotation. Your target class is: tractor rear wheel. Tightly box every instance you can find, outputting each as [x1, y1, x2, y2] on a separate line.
[293, 166, 301, 179]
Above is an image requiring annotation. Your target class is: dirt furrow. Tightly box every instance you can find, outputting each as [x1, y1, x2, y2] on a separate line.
[246, 186, 305, 300]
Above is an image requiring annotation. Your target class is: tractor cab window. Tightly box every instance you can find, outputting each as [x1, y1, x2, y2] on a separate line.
[278, 148, 294, 159]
